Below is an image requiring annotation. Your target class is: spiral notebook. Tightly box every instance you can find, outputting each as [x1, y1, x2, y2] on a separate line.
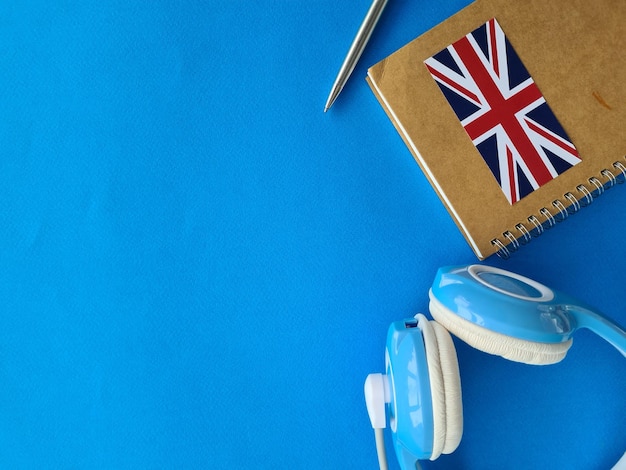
[366, 0, 625, 259]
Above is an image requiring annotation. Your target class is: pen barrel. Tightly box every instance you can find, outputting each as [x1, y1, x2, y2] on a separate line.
[344, 0, 388, 73]
[325, 0, 388, 111]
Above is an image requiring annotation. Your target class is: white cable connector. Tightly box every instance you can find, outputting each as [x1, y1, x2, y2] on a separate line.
[364, 373, 390, 428]
[365, 373, 391, 470]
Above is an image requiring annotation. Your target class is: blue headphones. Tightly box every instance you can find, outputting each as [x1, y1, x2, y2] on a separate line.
[364, 265, 626, 470]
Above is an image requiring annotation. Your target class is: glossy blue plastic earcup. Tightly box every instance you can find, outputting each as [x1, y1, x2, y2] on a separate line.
[377, 314, 462, 466]
[429, 265, 626, 365]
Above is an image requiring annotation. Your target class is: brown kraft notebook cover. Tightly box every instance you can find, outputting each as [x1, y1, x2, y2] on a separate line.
[367, 0, 625, 259]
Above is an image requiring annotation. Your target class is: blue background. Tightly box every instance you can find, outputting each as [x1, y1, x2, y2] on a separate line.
[0, 1, 624, 469]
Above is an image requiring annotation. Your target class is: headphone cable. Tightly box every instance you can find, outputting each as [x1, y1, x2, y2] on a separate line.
[374, 427, 388, 470]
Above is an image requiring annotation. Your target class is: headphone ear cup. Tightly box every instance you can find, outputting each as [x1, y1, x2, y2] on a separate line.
[416, 314, 463, 460]
[429, 296, 572, 365]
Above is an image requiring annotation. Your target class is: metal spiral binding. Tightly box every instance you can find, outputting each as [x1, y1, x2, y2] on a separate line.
[492, 157, 626, 259]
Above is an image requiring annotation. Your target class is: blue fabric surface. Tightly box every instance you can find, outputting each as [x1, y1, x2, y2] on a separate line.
[0, 1, 624, 468]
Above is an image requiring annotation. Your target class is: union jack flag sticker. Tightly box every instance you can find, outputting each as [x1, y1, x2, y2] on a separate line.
[424, 18, 581, 204]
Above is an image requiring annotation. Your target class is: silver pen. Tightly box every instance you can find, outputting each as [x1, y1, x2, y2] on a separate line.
[324, 0, 389, 112]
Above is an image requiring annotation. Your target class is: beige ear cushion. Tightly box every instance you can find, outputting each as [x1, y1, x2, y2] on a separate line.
[416, 314, 463, 460]
[431, 321, 463, 455]
[416, 314, 446, 460]
[429, 297, 572, 365]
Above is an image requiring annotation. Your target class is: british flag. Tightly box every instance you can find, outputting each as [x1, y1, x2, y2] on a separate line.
[424, 18, 581, 204]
